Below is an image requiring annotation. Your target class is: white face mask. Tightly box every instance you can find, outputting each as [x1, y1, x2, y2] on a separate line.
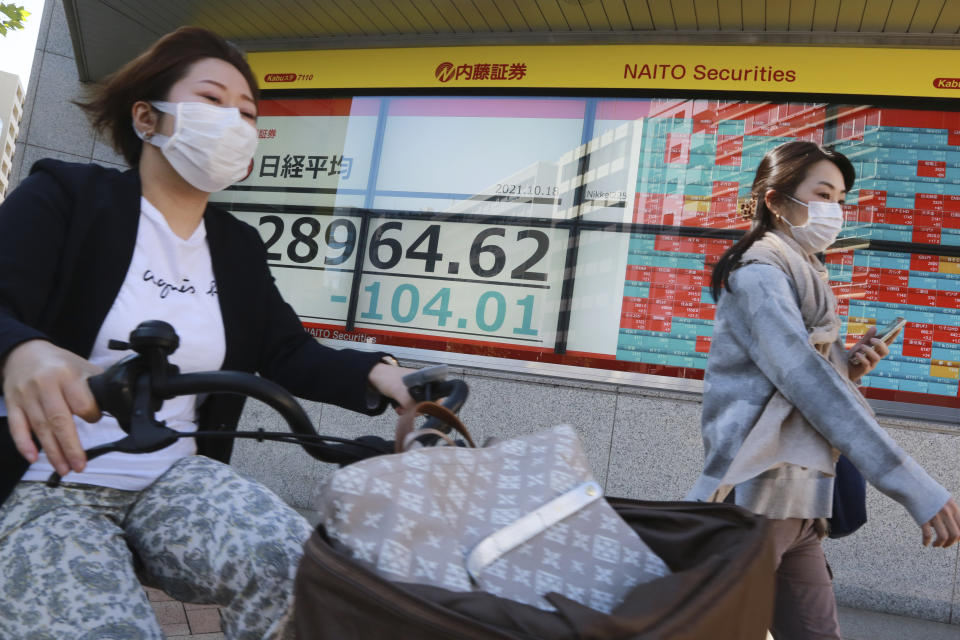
[135, 101, 258, 193]
[781, 194, 845, 254]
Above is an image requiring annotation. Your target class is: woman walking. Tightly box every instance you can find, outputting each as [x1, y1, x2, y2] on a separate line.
[687, 140, 960, 639]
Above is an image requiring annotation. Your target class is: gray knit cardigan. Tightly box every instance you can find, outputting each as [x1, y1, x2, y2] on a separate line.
[686, 264, 949, 525]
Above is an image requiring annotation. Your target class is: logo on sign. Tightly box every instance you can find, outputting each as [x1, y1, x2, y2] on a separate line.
[933, 78, 960, 89]
[264, 73, 297, 83]
[435, 62, 455, 82]
[434, 61, 528, 82]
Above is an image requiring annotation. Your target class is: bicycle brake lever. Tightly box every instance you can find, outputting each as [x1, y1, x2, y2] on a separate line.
[46, 373, 179, 487]
[403, 365, 449, 402]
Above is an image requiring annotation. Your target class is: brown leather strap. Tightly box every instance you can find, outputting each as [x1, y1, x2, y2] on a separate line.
[394, 401, 475, 453]
[401, 428, 458, 451]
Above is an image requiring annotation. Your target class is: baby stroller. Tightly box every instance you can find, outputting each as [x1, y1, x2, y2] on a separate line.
[65, 320, 776, 640]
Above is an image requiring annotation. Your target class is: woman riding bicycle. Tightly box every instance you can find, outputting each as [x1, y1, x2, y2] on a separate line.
[0, 27, 413, 639]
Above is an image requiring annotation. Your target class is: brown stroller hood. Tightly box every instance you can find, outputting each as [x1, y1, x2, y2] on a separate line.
[295, 497, 774, 639]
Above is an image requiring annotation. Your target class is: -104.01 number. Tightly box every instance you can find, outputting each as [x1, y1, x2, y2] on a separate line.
[258, 216, 551, 281]
[361, 281, 539, 337]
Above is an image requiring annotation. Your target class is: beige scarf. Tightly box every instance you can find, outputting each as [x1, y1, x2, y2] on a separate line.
[710, 230, 873, 502]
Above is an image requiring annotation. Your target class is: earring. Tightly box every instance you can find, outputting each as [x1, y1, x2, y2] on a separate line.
[144, 131, 154, 140]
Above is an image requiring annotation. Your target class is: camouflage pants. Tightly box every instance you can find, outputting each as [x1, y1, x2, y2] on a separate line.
[0, 455, 312, 640]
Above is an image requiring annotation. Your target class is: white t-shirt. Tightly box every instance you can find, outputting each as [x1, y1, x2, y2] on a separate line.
[18, 197, 226, 490]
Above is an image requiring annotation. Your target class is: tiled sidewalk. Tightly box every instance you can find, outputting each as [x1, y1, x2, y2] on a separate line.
[144, 588, 960, 640]
[144, 586, 225, 639]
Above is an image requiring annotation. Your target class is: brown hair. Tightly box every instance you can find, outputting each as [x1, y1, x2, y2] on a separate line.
[710, 140, 855, 301]
[77, 27, 259, 167]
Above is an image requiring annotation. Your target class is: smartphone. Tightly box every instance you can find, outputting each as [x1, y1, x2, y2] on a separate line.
[876, 316, 907, 345]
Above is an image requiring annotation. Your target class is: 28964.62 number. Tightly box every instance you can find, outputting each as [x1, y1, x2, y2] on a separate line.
[259, 217, 552, 283]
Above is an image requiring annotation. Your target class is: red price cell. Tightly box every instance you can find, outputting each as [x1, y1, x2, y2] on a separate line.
[934, 325, 960, 343]
[944, 212, 960, 229]
[673, 302, 701, 319]
[664, 133, 690, 164]
[887, 210, 914, 226]
[915, 194, 944, 211]
[946, 197, 960, 213]
[948, 130, 960, 145]
[625, 265, 653, 282]
[915, 212, 942, 227]
[645, 318, 672, 333]
[910, 254, 939, 272]
[856, 269, 883, 285]
[917, 160, 947, 178]
[715, 136, 742, 166]
[937, 291, 960, 310]
[880, 269, 910, 286]
[857, 205, 880, 223]
[878, 286, 908, 304]
[651, 269, 678, 285]
[676, 286, 702, 305]
[649, 302, 675, 317]
[912, 227, 941, 244]
[695, 336, 712, 353]
[675, 269, 705, 286]
[902, 340, 932, 359]
[904, 323, 934, 342]
[858, 190, 887, 207]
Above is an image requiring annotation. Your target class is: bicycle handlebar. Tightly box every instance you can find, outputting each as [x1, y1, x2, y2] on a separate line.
[46, 320, 468, 487]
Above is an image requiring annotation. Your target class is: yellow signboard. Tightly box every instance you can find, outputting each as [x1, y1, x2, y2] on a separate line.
[248, 44, 960, 98]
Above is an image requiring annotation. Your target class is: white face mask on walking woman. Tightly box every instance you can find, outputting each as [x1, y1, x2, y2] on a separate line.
[780, 194, 845, 254]
[135, 101, 258, 193]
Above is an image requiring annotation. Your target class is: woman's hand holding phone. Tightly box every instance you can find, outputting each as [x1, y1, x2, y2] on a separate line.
[847, 316, 905, 382]
[847, 326, 890, 382]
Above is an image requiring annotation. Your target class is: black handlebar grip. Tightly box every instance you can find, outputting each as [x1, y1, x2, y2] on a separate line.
[402, 365, 449, 388]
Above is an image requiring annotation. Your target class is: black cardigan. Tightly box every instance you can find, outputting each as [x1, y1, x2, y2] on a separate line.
[0, 159, 388, 504]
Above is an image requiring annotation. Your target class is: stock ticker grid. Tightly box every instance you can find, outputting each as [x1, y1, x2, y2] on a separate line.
[617, 102, 960, 407]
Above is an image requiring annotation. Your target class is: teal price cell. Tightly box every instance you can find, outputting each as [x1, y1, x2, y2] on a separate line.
[941, 232, 960, 248]
[683, 184, 713, 197]
[909, 275, 939, 289]
[644, 336, 672, 350]
[717, 120, 745, 135]
[932, 347, 960, 361]
[898, 380, 929, 394]
[670, 322, 700, 340]
[886, 197, 916, 209]
[929, 382, 959, 396]
[665, 354, 693, 368]
[881, 229, 914, 243]
[677, 257, 705, 270]
[862, 375, 898, 390]
[667, 338, 696, 352]
[623, 283, 649, 298]
[629, 237, 656, 251]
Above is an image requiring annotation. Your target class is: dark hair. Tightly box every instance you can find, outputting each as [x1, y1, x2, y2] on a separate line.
[77, 27, 259, 167]
[710, 141, 855, 301]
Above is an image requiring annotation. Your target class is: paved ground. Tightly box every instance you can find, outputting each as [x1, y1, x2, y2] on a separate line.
[148, 587, 960, 640]
[145, 587, 225, 640]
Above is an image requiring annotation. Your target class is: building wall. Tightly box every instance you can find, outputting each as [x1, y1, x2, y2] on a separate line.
[10, 0, 960, 626]
[0, 71, 25, 201]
